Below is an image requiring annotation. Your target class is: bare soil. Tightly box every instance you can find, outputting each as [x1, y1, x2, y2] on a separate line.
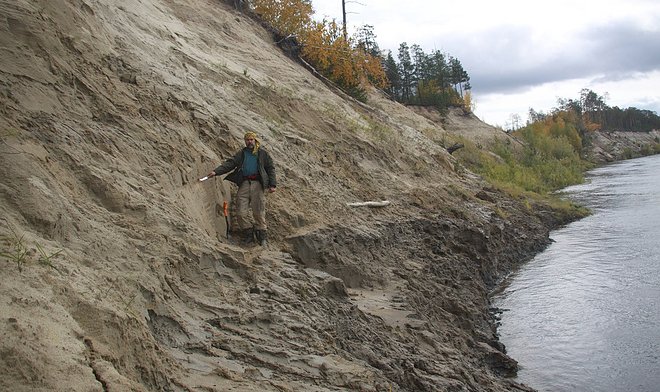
[0, 1, 615, 391]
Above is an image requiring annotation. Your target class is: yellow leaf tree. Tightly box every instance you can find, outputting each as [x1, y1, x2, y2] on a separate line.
[251, 0, 388, 98]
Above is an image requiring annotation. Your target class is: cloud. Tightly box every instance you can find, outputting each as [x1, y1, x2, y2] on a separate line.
[583, 24, 660, 74]
[311, 0, 660, 125]
[457, 23, 660, 95]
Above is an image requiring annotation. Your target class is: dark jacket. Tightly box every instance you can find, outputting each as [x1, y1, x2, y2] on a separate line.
[214, 147, 276, 189]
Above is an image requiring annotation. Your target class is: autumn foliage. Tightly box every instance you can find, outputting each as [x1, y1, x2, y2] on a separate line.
[250, 0, 387, 100]
[251, 0, 313, 36]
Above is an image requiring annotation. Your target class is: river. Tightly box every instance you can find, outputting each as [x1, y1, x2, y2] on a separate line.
[493, 154, 660, 392]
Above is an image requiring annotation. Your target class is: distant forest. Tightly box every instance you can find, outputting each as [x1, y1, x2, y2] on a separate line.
[353, 25, 472, 109]
[462, 89, 660, 195]
[247, 0, 471, 109]
[527, 89, 660, 133]
[381, 42, 471, 110]
[246, 1, 655, 131]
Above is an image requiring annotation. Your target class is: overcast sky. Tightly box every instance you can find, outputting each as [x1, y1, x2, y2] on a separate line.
[311, 0, 660, 127]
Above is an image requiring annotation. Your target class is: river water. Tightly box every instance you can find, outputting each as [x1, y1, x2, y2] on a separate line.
[493, 154, 660, 392]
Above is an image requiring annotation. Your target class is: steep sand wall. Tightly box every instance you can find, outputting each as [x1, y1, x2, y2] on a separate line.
[1, 1, 584, 391]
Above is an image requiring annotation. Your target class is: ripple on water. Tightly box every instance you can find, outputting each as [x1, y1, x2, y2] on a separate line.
[495, 155, 660, 392]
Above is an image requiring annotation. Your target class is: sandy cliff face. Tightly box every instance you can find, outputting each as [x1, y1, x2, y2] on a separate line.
[1, 1, 568, 391]
[587, 130, 660, 162]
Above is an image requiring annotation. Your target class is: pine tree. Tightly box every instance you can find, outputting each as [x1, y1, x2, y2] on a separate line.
[383, 51, 400, 100]
[397, 42, 414, 103]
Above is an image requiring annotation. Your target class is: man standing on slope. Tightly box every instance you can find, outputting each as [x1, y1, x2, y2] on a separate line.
[207, 131, 276, 246]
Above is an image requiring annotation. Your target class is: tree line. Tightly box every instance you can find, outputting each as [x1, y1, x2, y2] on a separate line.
[245, 0, 471, 110]
[249, 0, 386, 101]
[528, 89, 660, 133]
[480, 88, 660, 194]
[382, 43, 471, 110]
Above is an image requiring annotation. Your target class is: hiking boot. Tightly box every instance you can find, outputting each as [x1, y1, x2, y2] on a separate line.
[240, 228, 255, 244]
[255, 229, 267, 246]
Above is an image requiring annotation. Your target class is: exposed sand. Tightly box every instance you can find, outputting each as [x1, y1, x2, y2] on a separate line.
[0, 1, 613, 391]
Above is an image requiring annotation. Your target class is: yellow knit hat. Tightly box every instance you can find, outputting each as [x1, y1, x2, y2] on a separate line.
[244, 131, 260, 154]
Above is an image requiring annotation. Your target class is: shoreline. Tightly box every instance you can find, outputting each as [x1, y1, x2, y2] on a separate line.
[488, 149, 660, 390]
[0, 0, 656, 389]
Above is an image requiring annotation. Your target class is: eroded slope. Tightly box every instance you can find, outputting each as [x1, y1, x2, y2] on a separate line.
[1, 1, 563, 391]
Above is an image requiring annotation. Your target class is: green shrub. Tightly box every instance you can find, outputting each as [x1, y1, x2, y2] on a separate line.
[455, 121, 587, 194]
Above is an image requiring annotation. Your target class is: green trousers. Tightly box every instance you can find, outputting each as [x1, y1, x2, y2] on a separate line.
[236, 179, 266, 230]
